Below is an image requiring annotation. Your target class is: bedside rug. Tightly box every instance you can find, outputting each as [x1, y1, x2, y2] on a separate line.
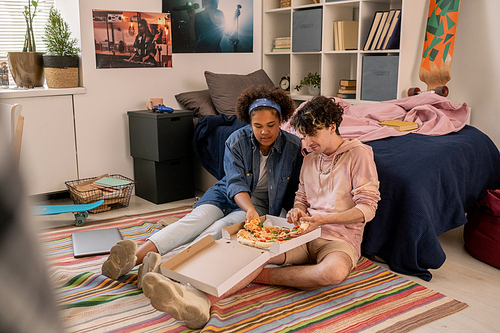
[41, 207, 467, 332]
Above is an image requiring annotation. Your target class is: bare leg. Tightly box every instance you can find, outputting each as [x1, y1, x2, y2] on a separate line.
[255, 252, 352, 291]
[136, 240, 159, 265]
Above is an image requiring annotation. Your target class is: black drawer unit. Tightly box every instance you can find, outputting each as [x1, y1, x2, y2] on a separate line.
[127, 110, 194, 204]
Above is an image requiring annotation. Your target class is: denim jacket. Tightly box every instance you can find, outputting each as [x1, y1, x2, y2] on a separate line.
[195, 125, 303, 216]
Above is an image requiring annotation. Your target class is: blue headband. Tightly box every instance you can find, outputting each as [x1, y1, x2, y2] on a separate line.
[248, 98, 281, 115]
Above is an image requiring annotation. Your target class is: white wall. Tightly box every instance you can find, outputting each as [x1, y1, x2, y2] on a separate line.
[447, 0, 500, 148]
[72, 0, 262, 187]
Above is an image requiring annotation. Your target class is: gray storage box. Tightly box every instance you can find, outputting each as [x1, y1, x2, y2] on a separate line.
[361, 55, 399, 101]
[127, 110, 193, 162]
[133, 157, 194, 204]
[292, 8, 323, 52]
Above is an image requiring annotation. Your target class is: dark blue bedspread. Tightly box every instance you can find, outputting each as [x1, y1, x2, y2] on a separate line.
[194, 118, 500, 281]
[193, 115, 246, 180]
[364, 125, 500, 280]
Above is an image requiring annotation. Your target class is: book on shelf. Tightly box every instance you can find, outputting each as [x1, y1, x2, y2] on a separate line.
[273, 36, 291, 52]
[93, 177, 131, 188]
[370, 11, 389, 51]
[338, 88, 356, 94]
[334, 21, 340, 50]
[375, 9, 396, 50]
[363, 11, 384, 51]
[274, 37, 291, 43]
[334, 21, 358, 51]
[337, 93, 356, 99]
[342, 21, 358, 50]
[381, 9, 401, 50]
[339, 79, 356, 86]
[378, 120, 418, 131]
[363, 9, 402, 51]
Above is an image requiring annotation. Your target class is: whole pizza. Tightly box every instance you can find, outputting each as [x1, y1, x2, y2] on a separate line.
[236, 218, 309, 249]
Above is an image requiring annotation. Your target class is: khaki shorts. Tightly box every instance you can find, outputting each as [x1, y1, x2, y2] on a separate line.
[283, 238, 358, 269]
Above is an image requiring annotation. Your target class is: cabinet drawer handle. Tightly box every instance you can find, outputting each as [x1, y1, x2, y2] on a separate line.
[170, 117, 181, 121]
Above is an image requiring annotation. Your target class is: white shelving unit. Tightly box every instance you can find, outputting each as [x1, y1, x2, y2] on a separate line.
[262, 0, 423, 103]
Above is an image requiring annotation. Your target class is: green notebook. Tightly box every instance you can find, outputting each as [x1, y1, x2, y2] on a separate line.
[93, 177, 131, 188]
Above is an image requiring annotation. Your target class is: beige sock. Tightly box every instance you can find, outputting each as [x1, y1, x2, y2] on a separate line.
[253, 267, 274, 285]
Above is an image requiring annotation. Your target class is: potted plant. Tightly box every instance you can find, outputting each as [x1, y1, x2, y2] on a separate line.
[7, 0, 45, 87]
[294, 72, 321, 95]
[42, 6, 81, 88]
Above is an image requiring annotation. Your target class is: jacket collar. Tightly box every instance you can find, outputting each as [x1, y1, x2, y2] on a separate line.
[251, 129, 284, 154]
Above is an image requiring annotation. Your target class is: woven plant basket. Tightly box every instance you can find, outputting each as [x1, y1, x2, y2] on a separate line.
[42, 55, 79, 88]
[280, 0, 291, 8]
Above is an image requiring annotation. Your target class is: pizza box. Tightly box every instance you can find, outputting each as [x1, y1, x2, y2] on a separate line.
[160, 215, 321, 297]
[160, 234, 270, 297]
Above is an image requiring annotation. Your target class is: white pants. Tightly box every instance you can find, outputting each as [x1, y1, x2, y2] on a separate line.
[148, 204, 268, 256]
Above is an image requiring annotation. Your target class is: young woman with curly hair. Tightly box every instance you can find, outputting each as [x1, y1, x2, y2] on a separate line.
[102, 85, 303, 329]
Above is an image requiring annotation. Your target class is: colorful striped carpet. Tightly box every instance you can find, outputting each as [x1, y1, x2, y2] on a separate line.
[41, 206, 467, 332]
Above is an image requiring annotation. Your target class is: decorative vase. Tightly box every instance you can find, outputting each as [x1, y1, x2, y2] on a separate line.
[308, 85, 320, 96]
[42, 55, 79, 88]
[7, 52, 45, 87]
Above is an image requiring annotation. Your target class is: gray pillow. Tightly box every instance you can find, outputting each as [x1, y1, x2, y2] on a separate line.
[205, 69, 275, 116]
[175, 89, 218, 118]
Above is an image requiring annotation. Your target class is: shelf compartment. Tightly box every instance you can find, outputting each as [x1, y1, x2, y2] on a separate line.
[263, 54, 291, 86]
[322, 53, 358, 97]
[291, 53, 321, 96]
[323, 2, 360, 51]
[263, 11, 291, 53]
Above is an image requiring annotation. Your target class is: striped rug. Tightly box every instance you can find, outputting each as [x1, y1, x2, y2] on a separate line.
[41, 206, 467, 332]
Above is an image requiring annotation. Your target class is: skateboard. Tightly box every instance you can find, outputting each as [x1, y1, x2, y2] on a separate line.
[408, 0, 461, 97]
[33, 199, 105, 226]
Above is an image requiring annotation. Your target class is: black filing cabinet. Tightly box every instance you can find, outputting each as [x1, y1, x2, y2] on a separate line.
[127, 110, 194, 204]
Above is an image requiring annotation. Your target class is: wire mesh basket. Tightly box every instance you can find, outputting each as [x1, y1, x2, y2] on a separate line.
[280, 0, 291, 7]
[65, 174, 135, 213]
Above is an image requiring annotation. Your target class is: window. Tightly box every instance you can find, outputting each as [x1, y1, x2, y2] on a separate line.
[0, 0, 55, 84]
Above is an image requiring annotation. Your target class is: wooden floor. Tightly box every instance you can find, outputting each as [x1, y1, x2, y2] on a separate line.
[34, 195, 500, 332]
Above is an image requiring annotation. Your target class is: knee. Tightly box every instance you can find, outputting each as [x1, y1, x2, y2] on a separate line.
[316, 269, 349, 287]
[314, 260, 351, 287]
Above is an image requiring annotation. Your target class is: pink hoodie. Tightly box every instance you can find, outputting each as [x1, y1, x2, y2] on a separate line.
[295, 138, 380, 259]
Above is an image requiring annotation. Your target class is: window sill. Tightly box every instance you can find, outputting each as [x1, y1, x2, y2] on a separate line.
[0, 86, 86, 99]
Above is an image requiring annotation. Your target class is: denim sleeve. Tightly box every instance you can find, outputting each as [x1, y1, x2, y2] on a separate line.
[224, 138, 252, 201]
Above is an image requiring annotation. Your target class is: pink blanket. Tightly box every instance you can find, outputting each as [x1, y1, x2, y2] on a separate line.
[282, 92, 470, 145]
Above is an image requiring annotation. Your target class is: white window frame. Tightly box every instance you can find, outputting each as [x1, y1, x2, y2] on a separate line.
[0, 0, 56, 86]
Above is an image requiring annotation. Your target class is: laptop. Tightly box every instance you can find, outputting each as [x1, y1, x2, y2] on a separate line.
[71, 228, 123, 258]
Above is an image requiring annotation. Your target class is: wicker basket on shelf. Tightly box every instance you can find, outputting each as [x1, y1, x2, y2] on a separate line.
[280, 0, 291, 8]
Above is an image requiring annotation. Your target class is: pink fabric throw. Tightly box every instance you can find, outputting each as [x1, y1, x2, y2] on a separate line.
[281, 92, 470, 148]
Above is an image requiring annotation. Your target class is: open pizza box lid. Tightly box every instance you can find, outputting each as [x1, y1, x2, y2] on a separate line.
[160, 215, 321, 297]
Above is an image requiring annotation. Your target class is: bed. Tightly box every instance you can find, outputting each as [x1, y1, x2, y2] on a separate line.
[176, 70, 500, 281]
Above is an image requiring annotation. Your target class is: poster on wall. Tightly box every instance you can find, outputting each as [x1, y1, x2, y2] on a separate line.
[162, 0, 253, 53]
[92, 10, 172, 68]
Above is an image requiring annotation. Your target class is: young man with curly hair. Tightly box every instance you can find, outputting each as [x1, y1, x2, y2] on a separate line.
[251, 95, 380, 290]
[101, 85, 303, 329]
